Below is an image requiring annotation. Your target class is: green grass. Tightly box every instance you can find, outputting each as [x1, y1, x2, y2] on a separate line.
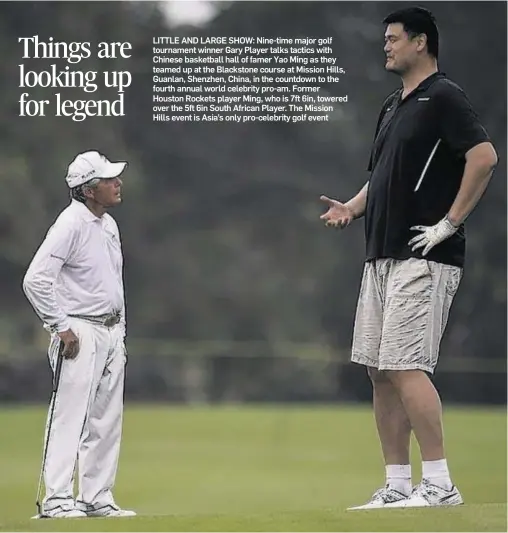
[0, 404, 505, 531]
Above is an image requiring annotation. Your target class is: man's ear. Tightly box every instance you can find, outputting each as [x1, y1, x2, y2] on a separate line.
[416, 33, 428, 53]
[83, 186, 95, 200]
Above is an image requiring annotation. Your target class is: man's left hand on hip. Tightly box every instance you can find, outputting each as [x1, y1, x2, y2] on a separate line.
[408, 216, 459, 256]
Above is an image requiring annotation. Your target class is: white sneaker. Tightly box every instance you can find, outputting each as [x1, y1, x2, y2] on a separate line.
[78, 503, 137, 517]
[384, 479, 463, 508]
[31, 508, 87, 519]
[348, 486, 409, 510]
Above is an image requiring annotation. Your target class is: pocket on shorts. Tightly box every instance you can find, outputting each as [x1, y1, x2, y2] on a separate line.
[389, 258, 433, 299]
[445, 266, 462, 296]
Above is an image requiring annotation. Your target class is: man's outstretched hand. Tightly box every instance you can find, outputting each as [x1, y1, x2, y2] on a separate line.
[320, 195, 354, 229]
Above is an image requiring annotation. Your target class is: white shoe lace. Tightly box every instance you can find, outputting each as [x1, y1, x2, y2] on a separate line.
[411, 480, 444, 502]
[371, 488, 385, 501]
[371, 485, 405, 503]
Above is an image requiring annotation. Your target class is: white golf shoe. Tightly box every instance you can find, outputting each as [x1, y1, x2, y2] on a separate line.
[31, 508, 87, 519]
[77, 502, 137, 517]
[348, 485, 409, 510]
[384, 479, 463, 508]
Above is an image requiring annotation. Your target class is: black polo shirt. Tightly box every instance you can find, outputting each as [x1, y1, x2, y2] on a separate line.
[365, 71, 491, 268]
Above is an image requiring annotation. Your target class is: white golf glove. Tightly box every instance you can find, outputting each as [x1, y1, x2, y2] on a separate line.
[408, 216, 459, 256]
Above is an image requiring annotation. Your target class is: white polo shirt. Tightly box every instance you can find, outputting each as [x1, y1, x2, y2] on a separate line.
[23, 200, 125, 334]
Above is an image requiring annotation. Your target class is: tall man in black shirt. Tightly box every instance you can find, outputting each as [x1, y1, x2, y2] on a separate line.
[320, 7, 497, 509]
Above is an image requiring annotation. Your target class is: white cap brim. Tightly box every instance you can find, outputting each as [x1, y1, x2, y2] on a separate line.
[99, 161, 128, 179]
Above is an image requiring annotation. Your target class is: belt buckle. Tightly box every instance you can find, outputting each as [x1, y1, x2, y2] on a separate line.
[104, 314, 119, 328]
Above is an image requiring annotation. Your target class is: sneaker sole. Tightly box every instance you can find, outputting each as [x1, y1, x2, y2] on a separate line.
[85, 512, 137, 518]
[385, 498, 464, 508]
[31, 513, 86, 519]
[347, 502, 405, 511]
[397, 502, 463, 508]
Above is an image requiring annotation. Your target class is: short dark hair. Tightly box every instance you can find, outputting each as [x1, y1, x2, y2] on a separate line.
[383, 7, 439, 59]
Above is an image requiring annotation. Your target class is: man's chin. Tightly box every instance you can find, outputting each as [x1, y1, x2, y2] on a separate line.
[385, 64, 401, 74]
[107, 197, 122, 207]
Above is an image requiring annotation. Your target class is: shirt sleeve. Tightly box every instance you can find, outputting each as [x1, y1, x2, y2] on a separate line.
[367, 109, 385, 171]
[438, 85, 491, 159]
[367, 91, 398, 171]
[108, 217, 126, 339]
[22, 219, 78, 333]
[118, 246, 126, 341]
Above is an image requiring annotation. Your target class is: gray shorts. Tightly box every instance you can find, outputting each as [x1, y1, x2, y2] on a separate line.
[351, 257, 462, 373]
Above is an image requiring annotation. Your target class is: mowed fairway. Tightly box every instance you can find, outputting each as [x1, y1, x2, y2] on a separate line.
[0, 405, 505, 532]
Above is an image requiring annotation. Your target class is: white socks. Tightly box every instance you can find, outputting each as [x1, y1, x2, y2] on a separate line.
[422, 459, 453, 490]
[386, 460, 453, 494]
[386, 464, 412, 496]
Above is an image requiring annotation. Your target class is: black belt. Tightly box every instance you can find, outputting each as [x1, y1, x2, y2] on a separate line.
[68, 311, 121, 328]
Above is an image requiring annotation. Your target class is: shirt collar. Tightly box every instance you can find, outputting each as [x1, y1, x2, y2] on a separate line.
[415, 71, 445, 92]
[396, 71, 445, 104]
[70, 199, 103, 223]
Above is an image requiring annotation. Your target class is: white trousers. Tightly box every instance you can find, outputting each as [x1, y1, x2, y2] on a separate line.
[41, 317, 126, 513]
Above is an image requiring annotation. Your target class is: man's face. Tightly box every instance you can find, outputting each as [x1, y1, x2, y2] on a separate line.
[89, 177, 123, 207]
[384, 23, 421, 74]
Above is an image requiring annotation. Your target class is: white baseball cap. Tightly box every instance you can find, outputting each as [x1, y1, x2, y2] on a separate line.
[65, 150, 128, 188]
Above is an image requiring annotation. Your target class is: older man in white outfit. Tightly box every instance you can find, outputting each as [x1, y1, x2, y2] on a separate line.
[23, 150, 136, 519]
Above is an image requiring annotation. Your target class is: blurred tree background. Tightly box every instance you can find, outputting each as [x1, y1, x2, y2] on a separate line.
[0, 1, 505, 404]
